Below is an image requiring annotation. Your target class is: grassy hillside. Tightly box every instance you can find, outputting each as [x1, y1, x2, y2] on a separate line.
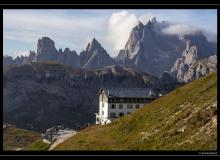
[55, 72, 217, 151]
[25, 139, 50, 151]
[3, 126, 41, 151]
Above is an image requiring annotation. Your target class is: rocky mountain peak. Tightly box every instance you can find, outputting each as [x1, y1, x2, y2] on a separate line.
[91, 38, 98, 44]
[37, 37, 57, 54]
[85, 38, 101, 53]
[79, 38, 116, 69]
[146, 17, 157, 27]
[89, 38, 101, 50]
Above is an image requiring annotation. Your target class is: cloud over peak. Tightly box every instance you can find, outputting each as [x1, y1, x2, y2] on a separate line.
[161, 23, 202, 36]
[106, 11, 138, 56]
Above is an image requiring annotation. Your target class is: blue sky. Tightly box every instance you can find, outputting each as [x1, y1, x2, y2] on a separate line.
[3, 9, 217, 58]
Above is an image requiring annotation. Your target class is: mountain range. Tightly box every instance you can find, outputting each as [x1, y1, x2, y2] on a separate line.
[3, 17, 217, 132]
[3, 17, 217, 82]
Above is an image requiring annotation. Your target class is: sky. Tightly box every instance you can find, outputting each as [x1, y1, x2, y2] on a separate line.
[3, 9, 217, 58]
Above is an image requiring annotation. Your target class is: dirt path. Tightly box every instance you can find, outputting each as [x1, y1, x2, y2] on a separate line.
[48, 131, 78, 150]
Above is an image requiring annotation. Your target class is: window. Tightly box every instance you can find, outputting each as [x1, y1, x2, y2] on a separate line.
[139, 98, 144, 103]
[127, 104, 132, 109]
[110, 112, 116, 118]
[102, 103, 104, 107]
[119, 113, 124, 117]
[102, 111, 104, 115]
[135, 104, 140, 109]
[120, 98, 123, 102]
[111, 104, 116, 109]
[119, 104, 123, 109]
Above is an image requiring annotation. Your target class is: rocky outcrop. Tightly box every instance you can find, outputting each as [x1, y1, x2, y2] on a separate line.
[171, 52, 217, 82]
[184, 55, 217, 82]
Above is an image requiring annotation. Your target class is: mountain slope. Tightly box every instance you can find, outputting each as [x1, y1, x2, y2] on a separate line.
[54, 72, 217, 150]
[3, 125, 41, 151]
[3, 62, 178, 132]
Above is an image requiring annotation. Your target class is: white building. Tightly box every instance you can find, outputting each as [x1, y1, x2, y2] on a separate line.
[95, 88, 158, 125]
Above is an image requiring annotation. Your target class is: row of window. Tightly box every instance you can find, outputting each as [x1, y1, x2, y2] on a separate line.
[108, 98, 151, 103]
[110, 104, 140, 109]
[110, 112, 130, 118]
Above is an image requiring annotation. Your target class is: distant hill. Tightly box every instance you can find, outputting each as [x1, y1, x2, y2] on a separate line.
[54, 72, 217, 150]
[3, 62, 179, 132]
[3, 125, 41, 151]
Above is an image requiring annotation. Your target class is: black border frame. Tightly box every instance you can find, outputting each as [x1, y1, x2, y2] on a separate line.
[0, 3, 219, 158]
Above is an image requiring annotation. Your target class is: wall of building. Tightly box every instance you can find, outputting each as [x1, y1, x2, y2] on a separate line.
[108, 103, 145, 119]
[99, 101, 109, 119]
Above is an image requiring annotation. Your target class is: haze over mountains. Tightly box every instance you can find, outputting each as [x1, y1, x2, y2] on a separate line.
[3, 17, 217, 82]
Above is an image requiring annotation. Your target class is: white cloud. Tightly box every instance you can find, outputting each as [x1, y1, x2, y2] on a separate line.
[161, 23, 217, 42]
[161, 23, 201, 36]
[106, 11, 159, 57]
[204, 32, 217, 42]
[106, 11, 139, 57]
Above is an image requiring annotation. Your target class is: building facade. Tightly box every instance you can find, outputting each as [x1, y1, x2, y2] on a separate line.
[95, 88, 158, 125]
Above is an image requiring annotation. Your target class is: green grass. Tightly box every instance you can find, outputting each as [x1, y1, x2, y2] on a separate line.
[25, 140, 50, 151]
[54, 72, 217, 151]
[3, 126, 41, 151]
